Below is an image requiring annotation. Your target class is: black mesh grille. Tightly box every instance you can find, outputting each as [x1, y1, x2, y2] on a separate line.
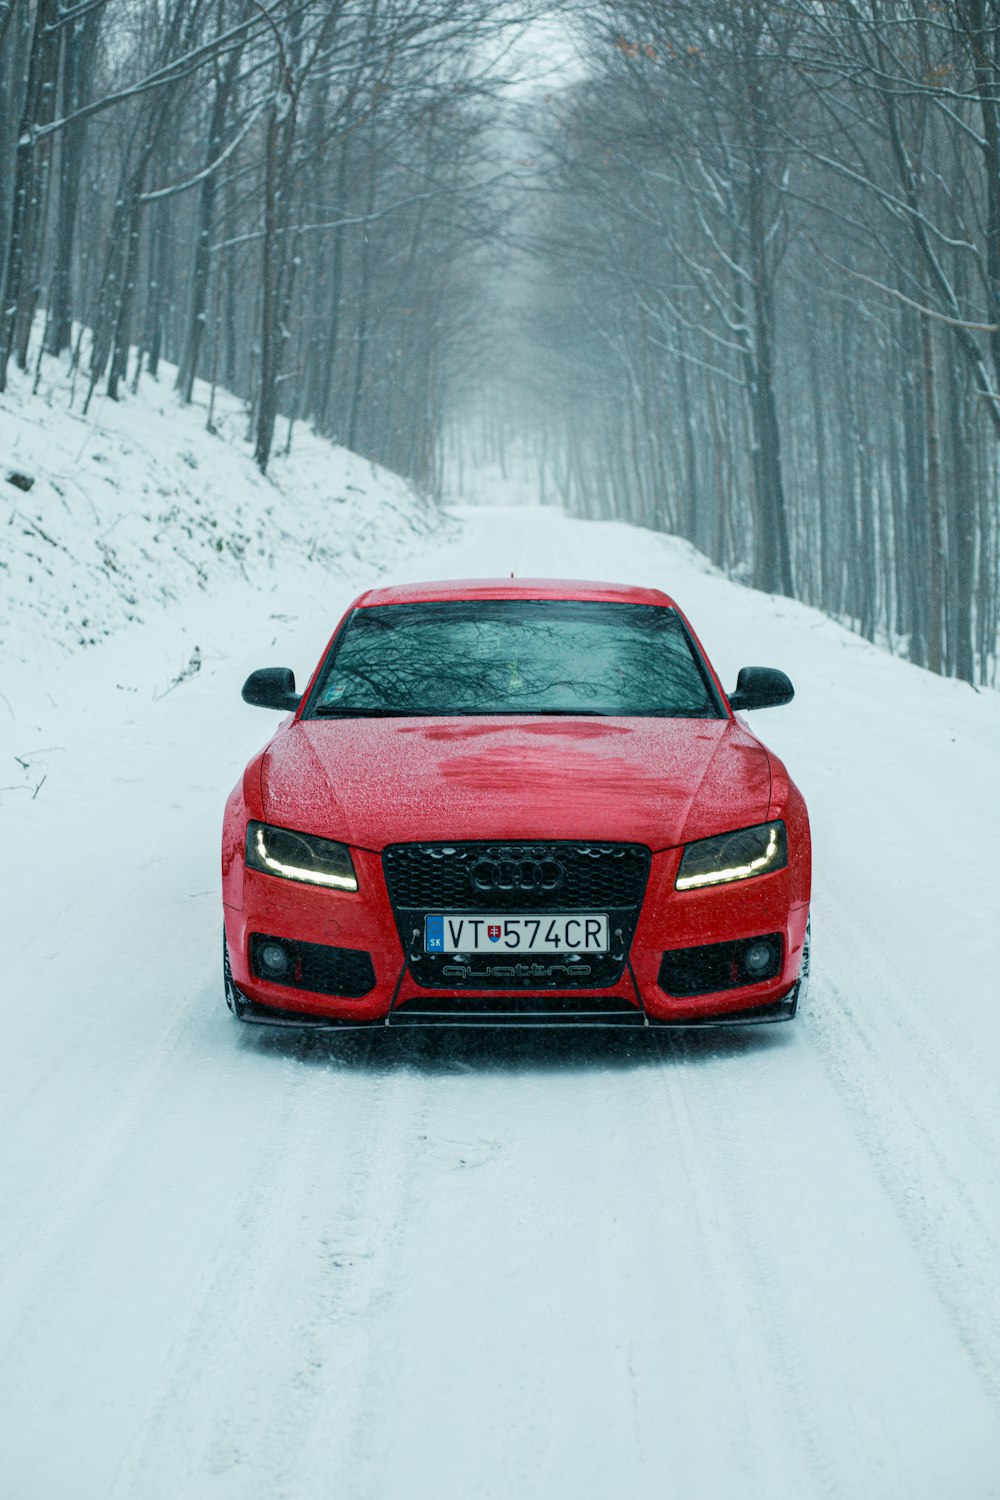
[658, 934, 783, 997]
[251, 934, 376, 998]
[383, 841, 649, 910]
[382, 841, 650, 990]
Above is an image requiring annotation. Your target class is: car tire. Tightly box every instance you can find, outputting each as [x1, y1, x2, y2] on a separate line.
[223, 934, 248, 1021]
[797, 916, 811, 1010]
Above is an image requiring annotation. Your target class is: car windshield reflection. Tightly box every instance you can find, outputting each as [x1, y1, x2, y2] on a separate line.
[308, 600, 722, 719]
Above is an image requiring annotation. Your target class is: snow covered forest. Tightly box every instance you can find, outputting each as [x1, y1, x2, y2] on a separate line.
[507, 3, 1000, 687]
[2, 2, 1000, 684]
[0, 0, 509, 487]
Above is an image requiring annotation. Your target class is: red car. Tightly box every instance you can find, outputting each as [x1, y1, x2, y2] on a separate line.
[222, 578, 811, 1028]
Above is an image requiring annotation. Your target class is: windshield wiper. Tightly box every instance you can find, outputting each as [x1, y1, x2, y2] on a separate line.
[313, 706, 436, 717]
[314, 704, 709, 719]
[314, 705, 632, 718]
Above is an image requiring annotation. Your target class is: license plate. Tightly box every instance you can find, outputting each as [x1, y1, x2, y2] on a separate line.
[424, 914, 609, 955]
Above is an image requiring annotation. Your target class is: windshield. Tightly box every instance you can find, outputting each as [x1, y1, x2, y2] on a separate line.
[308, 599, 722, 718]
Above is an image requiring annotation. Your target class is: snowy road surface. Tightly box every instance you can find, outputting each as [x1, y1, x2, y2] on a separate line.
[3, 505, 1000, 1499]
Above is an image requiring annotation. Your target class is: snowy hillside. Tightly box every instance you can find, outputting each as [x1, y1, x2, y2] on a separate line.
[1, 354, 436, 666]
[2, 374, 1000, 1498]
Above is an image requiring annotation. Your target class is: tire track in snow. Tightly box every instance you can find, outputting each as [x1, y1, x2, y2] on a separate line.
[804, 894, 1000, 1413]
[105, 1030, 432, 1500]
[0, 974, 221, 1352]
[645, 1022, 1000, 1499]
[647, 1030, 840, 1499]
[253, 1034, 692, 1500]
[269, 1052, 435, 1500]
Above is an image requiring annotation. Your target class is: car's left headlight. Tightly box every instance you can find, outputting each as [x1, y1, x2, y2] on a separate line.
[246, 821, 358, 890]
[675, 820, 786, 891]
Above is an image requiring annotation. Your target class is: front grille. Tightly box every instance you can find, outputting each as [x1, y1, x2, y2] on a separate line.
[383, 841, 650, 990]
[658, 934, 784, 997]
[250, 933, 376, 997]
[383, 841, 649, 909]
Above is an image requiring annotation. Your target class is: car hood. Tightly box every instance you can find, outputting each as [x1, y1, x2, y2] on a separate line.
[259, 716, 772, 852]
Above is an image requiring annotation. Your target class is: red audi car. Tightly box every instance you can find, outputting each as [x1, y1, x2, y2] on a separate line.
[222, 578, 811, 1028]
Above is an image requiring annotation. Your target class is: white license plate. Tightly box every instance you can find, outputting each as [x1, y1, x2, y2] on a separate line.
[424, 914, 609, 955]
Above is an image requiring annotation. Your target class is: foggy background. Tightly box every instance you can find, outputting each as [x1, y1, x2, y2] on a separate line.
[2, 0, 998, 684]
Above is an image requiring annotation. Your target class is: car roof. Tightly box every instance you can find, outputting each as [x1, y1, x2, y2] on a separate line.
[354, 577, 678, 608]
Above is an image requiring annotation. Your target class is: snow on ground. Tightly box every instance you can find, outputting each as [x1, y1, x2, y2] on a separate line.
[0, 352, 435, 665]
[1, 348, 436, 798]
[2, 374, 1000, 1498]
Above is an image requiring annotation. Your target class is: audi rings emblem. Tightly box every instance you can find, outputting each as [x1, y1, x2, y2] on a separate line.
[470, 856, 566, 894]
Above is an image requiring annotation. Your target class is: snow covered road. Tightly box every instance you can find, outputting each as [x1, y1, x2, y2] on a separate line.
[4, 504, 1000, 1498]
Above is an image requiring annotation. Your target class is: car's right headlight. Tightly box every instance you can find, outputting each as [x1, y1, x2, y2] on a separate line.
[675, 820, 787, 891]
[246, 821, 358, 890]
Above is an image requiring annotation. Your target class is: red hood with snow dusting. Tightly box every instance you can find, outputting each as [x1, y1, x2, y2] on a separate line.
[259, 714, 772, 852]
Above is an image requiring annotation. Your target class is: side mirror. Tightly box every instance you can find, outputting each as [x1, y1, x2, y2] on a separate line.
[242, 667, 301, 712]
[728, 666, 794, 712]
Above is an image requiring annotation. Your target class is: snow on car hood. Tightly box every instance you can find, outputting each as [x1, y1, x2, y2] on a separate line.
[259, 715, 772, 852]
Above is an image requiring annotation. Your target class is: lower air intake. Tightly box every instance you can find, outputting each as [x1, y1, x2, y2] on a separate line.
[250, 934, 376, 997]
[658, 934, 783, 997]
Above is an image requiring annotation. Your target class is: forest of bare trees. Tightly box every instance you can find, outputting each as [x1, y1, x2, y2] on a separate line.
[2, 1, 999, 684]
[0, 0, 516, 485]
[489, 1, 1000, 686]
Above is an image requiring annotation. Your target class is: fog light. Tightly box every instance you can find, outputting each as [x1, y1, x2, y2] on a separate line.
[259, 941, 290, 976]
[744, 940, 775, 976]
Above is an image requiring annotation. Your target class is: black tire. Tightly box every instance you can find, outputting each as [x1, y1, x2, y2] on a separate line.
[223, 934, 247, 1020]
[797, 916, 811, 1010]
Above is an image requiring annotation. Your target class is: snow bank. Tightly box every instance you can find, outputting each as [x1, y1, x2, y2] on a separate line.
[0, 352, 437, 667]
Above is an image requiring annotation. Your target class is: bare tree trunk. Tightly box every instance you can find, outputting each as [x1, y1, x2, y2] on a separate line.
[0, 0, 61, 389]
[807, 331, 830, 609]
[746, 130, 792, 597]
[47, 4, 103, 355]
[920, 274, 943, 675]
[347, 157, 378, 454]
[254, 85, 296, 473]
[946, 336, 976, 681]
[176, 32, 244, 402]
[313, 136, 350, 432]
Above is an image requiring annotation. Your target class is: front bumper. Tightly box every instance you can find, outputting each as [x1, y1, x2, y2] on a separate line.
[225, 977, 805, 1029]
[222, 838, 810, 1029]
